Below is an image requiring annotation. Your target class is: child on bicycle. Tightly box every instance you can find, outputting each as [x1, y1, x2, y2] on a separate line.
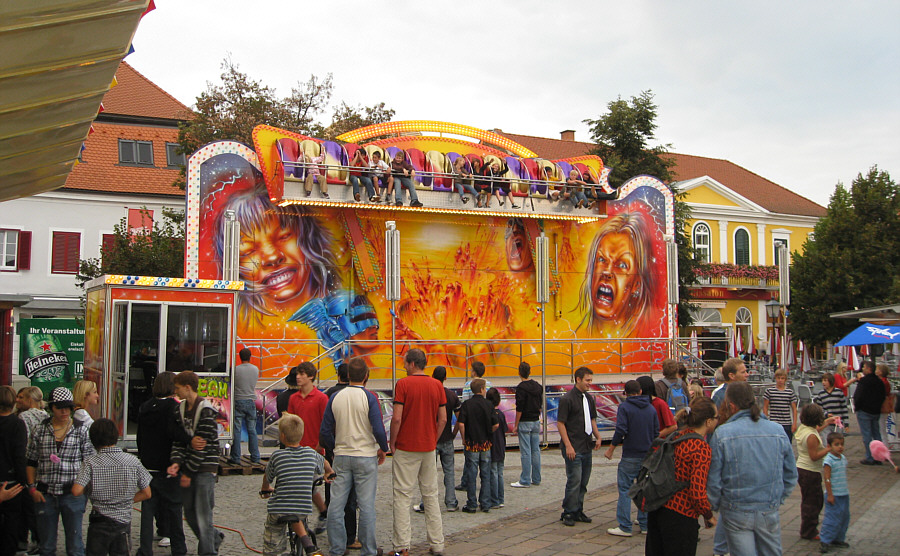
[260, 414, 333, 556]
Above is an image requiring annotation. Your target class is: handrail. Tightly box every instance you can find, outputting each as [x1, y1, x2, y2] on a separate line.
[259, 341, 345, 395]
[278, 161, 612, 195]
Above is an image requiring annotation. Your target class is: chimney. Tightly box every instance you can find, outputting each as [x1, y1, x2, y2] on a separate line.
[560, 129, 575, 141]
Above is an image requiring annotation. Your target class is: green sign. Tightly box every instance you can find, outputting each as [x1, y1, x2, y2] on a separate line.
[18, 318, 85, 397]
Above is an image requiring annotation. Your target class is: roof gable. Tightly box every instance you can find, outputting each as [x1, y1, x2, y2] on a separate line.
[101, 62, 191, 121]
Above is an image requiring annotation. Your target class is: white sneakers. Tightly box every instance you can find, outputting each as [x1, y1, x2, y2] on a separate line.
[606, 527, 632, 537]
[158, 537, 171, 547]
[509, 481, 529, 488]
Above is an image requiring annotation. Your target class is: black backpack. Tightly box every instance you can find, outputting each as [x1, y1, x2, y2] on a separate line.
[628, 430, 704, 512]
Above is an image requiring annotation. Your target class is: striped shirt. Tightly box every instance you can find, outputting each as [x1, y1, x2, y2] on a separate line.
[265, 445, 324, 516]
[764, 386, 797, 426]
[75, 447, 151, 523]
[814, 388, 849, 422]
[823, 453, 848, 496]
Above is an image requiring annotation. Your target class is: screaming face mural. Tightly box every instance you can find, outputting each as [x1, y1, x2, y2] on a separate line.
[186, 126, 675, 381]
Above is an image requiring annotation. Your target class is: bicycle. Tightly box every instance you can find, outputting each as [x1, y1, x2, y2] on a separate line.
[260, 475, 331, 556]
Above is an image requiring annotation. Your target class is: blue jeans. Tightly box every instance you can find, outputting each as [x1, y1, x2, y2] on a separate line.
[720, 507, 783, 556]
[231, 398, 260, 462]
[349, 175, 376, 199]
[327, 455, 379, 556]
[713, 519, 729, 554]
[182, 472, 217, 556]
[562, 451, 592, 516]
[139, 473, 187, 556]
[518, 421, 542, 486]
[435, 440, 457, 509]
[616, 457, 646, 532]
[490, 462, 504, 506]
[454, 181, 478, 199]
[393, 176, 419, 203]
[857, 411, 882, 462]
[463, 450, 491, 510]
[36, 492, 87, 556]
[820, 494, 850, 544]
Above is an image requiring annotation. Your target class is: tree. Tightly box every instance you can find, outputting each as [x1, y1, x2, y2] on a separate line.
[790, 167, 900, 345]
[174, 57, 394, 188]
[322, 101, 395, 141]
[77, 207, 186, 290]
[584, 90, 699, 327]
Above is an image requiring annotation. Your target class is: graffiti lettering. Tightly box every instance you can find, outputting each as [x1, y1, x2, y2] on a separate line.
[199, 377, 230, 400]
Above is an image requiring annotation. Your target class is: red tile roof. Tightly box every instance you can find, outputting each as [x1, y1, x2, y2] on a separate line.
[63, 122, 184, 197]
[101, 62, 191, 120]
[495, 130, 826, 217]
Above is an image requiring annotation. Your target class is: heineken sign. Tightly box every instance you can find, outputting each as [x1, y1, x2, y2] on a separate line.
[18, 319, 84, 395]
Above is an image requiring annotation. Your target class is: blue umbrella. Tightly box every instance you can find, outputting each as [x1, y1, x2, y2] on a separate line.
[835, 324, 900, 346]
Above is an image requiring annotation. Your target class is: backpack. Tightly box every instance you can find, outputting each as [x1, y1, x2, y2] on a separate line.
[627, 430, 703, 512]
[664, 378, 690, 413]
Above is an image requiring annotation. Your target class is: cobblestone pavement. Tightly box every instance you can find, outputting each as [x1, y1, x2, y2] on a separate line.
[53, 413, 899, 555]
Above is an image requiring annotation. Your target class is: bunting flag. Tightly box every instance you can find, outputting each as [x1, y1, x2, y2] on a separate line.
[143, 0, 157, 17]
[109, 76, 118, 89]
[127, 43, 135, 57]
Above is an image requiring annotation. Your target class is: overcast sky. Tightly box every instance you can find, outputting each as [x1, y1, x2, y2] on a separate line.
[127, 0, 899, 207]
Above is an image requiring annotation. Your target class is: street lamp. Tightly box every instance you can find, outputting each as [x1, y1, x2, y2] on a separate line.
[765, 299, 781, 367]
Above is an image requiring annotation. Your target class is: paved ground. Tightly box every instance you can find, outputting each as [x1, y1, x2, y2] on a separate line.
[51, 413, 899, 555]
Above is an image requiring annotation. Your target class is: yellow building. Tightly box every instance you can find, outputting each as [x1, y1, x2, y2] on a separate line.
[495, 130, 826, 357]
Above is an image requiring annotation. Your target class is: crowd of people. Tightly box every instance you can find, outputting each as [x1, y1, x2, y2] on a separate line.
[299, 148, 610, 210]
[1, 352, 896, 556]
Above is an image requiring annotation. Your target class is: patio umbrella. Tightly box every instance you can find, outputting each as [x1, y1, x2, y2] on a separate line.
[847, 346, 860, 371]
[787, 336, 797, 366]
[750, 333, 757, 356]
[859, 343, 870, 357]
[800, 341, 813, 372]
[893, 343, 900, 356]
[835, 324, 900, 346]
[736, 331, 745, 354]
[690, 330, 699, 358]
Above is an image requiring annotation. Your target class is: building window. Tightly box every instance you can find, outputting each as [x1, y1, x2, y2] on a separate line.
[127, 208, 154, 235]
[166, 143, 186, 168]
[734, 228, 750, 265]
[735, 307, 752, 352]
[1, 229, 17, 270]
[692, 223, 711, 263]
[51, 231, 81, 274]
[118, 139, 154, 166]
[774, 238, 789, 266]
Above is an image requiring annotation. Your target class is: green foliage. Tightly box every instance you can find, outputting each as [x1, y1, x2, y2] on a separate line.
[585, 90, 698, 326]
[173, 57, 393, 189]
[584, 90, 674, 188]
[790, 167, 900, 345]
[76, 207, 186, 290]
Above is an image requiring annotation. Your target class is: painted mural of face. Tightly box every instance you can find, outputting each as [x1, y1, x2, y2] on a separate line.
[505, 219, 533, 271]
[590, 231, 639, 322]
[239, 213, 310, 303]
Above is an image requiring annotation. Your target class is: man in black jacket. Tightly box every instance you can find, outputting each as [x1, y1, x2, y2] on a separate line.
[853, 361, 886, 465]
[557, 367, 602, 527]
[136, 371, 188, 556]
[458, 379, 498, 513]
[511, 362, 543, 488]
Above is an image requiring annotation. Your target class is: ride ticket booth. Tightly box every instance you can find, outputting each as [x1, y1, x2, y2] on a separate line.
[83, 275, 243, 441]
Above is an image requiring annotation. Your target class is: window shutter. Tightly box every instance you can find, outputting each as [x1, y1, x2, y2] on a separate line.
[102, 233, 116, 259]
[16, 231, 31, 270]
[52, 232, 80, 274]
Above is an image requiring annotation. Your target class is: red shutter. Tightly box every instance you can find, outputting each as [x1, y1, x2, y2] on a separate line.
[51, 232, 81, 274]
[128, 208, 153, 235]
[16, 230, 31, 270]
[102, 233, 116, 256]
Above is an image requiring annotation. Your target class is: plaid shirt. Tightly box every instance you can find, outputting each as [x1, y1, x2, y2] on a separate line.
[26, 417, 95, 495]
[76, 447, 151, 523]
